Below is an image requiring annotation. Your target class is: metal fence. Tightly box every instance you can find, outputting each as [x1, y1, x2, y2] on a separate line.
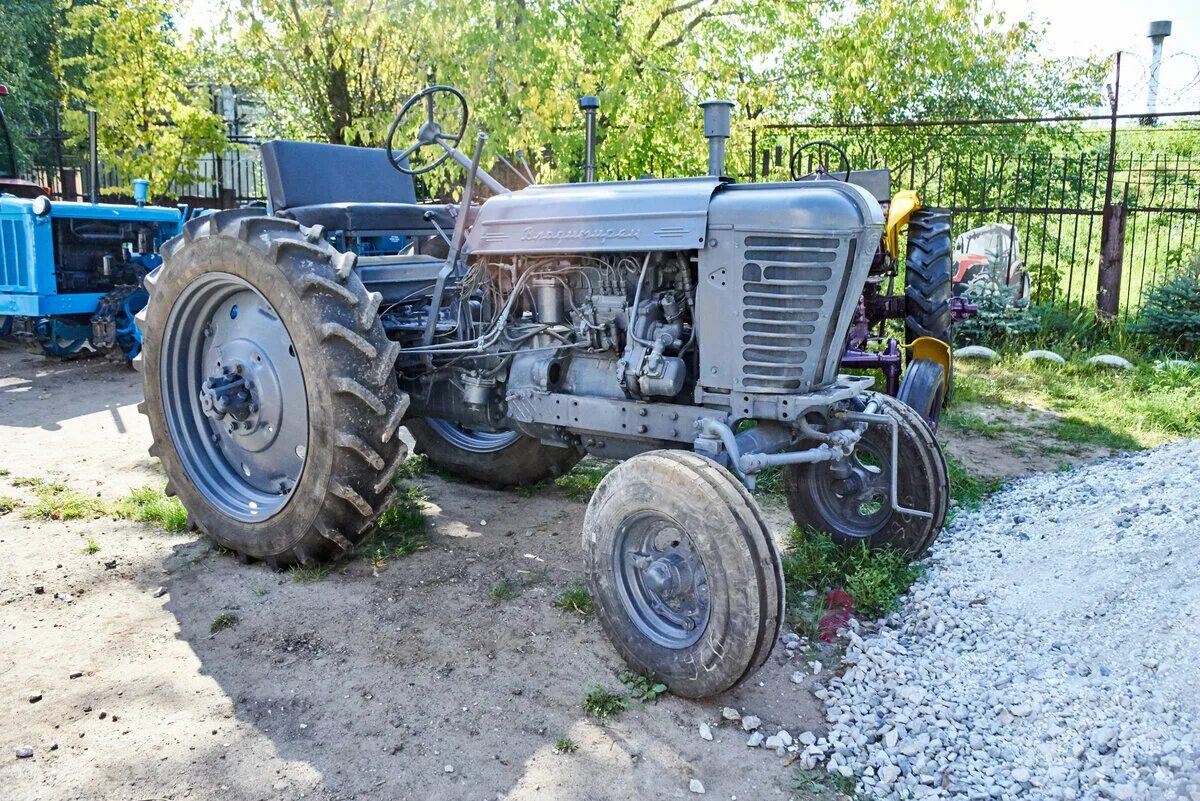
[742, 127, 1200, 318]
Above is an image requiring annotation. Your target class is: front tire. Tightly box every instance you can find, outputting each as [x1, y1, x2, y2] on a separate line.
[782, 393, 948, 555]
[407, 418, 583, 487]
[137, 210, 408, 566]
[897, 358, 946, 431]
[584, 450, 783, 698]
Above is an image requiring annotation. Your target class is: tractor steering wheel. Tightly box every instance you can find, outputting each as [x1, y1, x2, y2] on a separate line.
[789, 140, 852, 183]
[385, 85, 469, 176]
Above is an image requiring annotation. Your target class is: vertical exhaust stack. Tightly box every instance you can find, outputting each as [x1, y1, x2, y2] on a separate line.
[699, 99, 734, 178]
[1146, 20, 1172, 125]
[87, 109, 99, 204]
[580, 95, 599, 182]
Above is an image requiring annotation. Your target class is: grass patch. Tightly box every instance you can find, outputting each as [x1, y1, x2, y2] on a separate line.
[943, 408, 1008, 438]
[553, 736, 577, 754]
[781, 528, 921, 632]
[554, 459, 615, 501]
[0, 496, 19, 514]
[488, 578, 517, 603]
[0, 468, 10, 476]
[794, 768, 857, 798]
[555, 582, 594, 616]
[582, 686, 627, 720]
[392, 453, 430, 480]
[22, 483, 105, 521]
[289, 564, 334, 583]
[10, 476, 44, 488]
[113, 486, 188, 532]
[945, 454, 1003, 512]
[210, 612, 238, 633]
[81, 536, 100, 555]
[954, 357, 1200, 450]
[362, 485, 428, 568]
[620, 672, 668, 704]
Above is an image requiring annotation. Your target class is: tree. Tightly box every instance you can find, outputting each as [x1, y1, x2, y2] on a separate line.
[0, 0, 65, 170]
[63, 0, 226, 195]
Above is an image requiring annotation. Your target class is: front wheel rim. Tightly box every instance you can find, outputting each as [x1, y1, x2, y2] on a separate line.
[612, 511, 711, 649]
[806, 445, 892, 539]
[160, 272, 308, 523]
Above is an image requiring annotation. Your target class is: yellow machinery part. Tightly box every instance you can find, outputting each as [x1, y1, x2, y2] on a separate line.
[884, 189, 921, 259]
[907, 336, 951, 382]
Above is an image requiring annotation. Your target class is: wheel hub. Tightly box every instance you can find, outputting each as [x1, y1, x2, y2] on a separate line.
[615, 516, 710, 648]
[200, 363, 258, 428]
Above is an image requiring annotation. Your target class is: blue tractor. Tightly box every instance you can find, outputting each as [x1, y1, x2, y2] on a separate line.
[0, 85, 184, 360]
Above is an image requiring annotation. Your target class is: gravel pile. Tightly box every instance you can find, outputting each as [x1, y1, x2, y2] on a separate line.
[817, 440, 1200, 800]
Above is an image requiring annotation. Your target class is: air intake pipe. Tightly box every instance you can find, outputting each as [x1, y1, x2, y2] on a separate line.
[699, 99, 734, 178]
[579, 95, 599, 182]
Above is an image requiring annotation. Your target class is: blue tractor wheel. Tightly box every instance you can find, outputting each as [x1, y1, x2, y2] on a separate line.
[115, 288, 149, 361]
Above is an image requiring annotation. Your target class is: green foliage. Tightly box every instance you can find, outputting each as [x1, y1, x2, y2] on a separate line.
[22, 482, 105, 521]
[488, 578, 517, 603]
[620, 672, 668, 704]
[289, 563, 334, 583]
[1133, 254, 1200, 355]
[210, 612, 239, 633]
[944, 454, 1003, 512]
[781, 528, 921, 623]
[363, 485, 428, 567]
[554, 459, 614, 501]
[0, 497, 20, 514]
[582, 686, 627, 720]
[392, 454, 430, 481]
[553, 737, 577, 754]
[0, 0, 63, 170]
[954, 278, 1039, 346]
[555, 582, 594, 617]
[62, 0, 226, 195]
[113, 486, 188, 532]
[81, 536, 100, 555]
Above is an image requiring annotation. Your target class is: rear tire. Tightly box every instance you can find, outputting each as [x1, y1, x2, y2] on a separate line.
[782, 393, 947, 555]
[137, 209, 408, 566]
[904, 208, 954, 399]
[584, 450, 783, 698]
[407, 418, 583, 487]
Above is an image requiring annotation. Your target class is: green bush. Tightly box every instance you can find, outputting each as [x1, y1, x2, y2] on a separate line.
[1133, 253, 1200, 354]
[954, 277, 1038, 346]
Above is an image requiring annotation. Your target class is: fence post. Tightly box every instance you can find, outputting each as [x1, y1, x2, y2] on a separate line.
[1097, 196, 1127, 317]
[1096, 51, 1123, 318]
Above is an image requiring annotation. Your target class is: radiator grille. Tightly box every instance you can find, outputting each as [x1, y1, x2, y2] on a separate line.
[739, 235, 843, 391]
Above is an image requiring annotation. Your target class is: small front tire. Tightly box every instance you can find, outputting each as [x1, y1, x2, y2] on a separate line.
[407, 417, 583, 487]
[583, 450, 784, 698]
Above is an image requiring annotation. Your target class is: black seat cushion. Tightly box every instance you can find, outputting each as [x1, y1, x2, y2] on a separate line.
[260, 140, 452, 234]
[278, 202, 454, 234]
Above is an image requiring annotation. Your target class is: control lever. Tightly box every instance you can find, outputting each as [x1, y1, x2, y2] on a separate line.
[422, 131, 487, 349]
[422, 209, 452, 245]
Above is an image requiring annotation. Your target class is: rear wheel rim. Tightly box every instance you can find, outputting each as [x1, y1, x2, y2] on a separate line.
[612, 511, 710, 649]
[425, 417, 519, 453]
[160, 272, 308, 523]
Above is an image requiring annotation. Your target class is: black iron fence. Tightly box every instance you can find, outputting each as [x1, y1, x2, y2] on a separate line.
[742, 127, 1200, 319]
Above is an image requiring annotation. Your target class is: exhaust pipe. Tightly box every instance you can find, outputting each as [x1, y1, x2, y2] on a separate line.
[579, 95, 599, 182]
[87, 109, 99, 204]
[699, 99, 734, 178]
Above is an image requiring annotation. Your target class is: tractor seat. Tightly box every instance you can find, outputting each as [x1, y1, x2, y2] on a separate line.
[260, 140, 453, 234]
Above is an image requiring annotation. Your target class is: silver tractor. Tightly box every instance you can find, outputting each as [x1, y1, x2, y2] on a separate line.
[137, 87, 947, 697]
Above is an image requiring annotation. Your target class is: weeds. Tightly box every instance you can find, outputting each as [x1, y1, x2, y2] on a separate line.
[392, 453, 430, 481]
[945, 454, 1003, 512]
[620, 673, 668, 704]
[555, 582, 593, 616]
[488, 578, 517, 603]
[10, 476, 44, 488]
[81, 536, 100, 555]
[794, 768, 857, 797]
[943, 409, 1008, 438]
[0, 468, 9, 476]
[362, 485, 428, 568]
[23, 483, 105, 521]
[289, 564, 333, 583]
[210, 612, 238, 633]
[555, 459, 615, 501]
[582, 686, 627, 720]
[0, 496, 19, 514]
[113, 486, 188, 532]
[780, 528, 922, 631]
[552, 737, 577, 754]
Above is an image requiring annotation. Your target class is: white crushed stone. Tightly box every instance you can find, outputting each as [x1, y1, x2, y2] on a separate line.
[816, 441, 1200, 800]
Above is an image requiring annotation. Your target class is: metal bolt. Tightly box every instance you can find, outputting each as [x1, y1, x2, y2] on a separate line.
[637, 424, 648, 434]
[638, 408, 648, 417]
[249, 403, 259, 413]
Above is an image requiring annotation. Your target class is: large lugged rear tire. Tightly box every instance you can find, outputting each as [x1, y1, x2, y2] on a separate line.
[904, 209, 954, 400]
[407, 418, 584, 487]
[782, 393, 948, 556]
[584, 450, 784, 698]
[136, 209, 408, 566]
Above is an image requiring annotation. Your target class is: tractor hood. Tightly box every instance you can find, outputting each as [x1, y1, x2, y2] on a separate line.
[465, 176, 720, 254]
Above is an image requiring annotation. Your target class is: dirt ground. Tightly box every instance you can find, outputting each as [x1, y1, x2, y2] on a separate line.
[0, 344, 831, 801]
